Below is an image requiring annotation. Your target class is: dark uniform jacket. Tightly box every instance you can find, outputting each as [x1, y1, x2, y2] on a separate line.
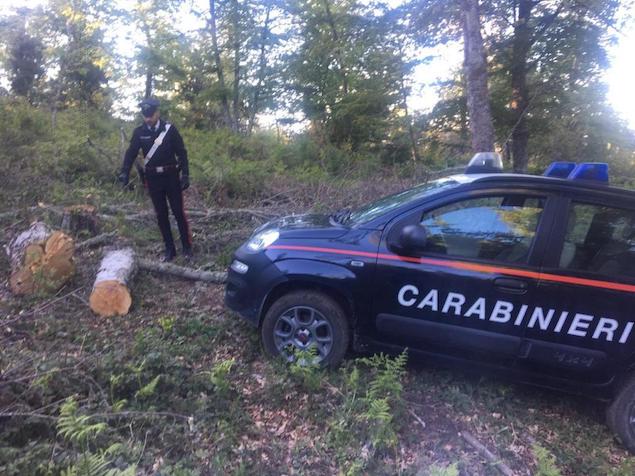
[122, 120, 189, 177]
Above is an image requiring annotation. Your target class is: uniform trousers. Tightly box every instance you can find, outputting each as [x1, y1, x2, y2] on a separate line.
[146, 170, 192, 253]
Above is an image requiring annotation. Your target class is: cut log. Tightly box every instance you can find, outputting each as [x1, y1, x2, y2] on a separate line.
[9, 267, 35, 295]
[90, 248, 136, 317]
[138, 258, 227, 284]
[44, 231, 74, 261]
[24, 244, 45, 268]
[6, 223, 76, 296]
[5, 222, 51, 269]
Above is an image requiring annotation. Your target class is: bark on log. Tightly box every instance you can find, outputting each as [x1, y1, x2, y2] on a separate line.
[89, 248, 136, 317]
[6, 223, 76, 295]
[138, 259, 226, 284]
[5, 222, 51, 269]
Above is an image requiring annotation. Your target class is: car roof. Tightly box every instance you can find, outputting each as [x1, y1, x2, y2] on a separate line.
[454, 172, 635, 199]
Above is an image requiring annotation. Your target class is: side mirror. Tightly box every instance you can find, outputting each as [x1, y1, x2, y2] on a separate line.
[400, 224, 428, 252]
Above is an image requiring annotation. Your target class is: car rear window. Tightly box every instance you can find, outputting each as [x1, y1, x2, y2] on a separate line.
[559, 202, 635, 278]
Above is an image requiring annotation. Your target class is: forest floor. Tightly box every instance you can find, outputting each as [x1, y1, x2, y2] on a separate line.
[1, 179, 634, 476]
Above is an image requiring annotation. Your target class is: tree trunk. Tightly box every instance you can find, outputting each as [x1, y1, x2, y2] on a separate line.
[322, 0, 349, 95]
[397, 43, 420, 168]
[145, 69, 153, 99]
[510, 0, 533, 172]
[89, 248, 136, 317]
[461, 0, 495, 153]
[231, 0, 241, 132]
[209, 0, 234, 129]
[247, 5, 272, 135]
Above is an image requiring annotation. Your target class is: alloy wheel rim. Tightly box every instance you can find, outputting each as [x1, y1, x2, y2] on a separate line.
[272, 306, 334, 363]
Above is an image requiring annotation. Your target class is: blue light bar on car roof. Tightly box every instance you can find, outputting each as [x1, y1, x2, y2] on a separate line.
[543, 161, 609, 183]
[568, 162, 609, 183]
[543, 162, 576, 178]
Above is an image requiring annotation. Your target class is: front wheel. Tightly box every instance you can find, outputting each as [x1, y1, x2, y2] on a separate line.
[607, 374, 635, 453]
[261, 290, 350, 367]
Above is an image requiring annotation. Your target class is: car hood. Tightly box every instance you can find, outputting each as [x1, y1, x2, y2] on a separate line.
[257, 213, 348, 239]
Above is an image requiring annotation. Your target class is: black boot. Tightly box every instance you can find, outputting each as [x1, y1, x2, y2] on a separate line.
[162, 248, 177, 262]
[183, 246, 193, 260]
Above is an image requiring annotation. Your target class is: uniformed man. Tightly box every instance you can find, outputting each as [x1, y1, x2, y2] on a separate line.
[119, 98, 192, 262]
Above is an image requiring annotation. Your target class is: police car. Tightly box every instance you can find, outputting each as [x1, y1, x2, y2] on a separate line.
[224, 154, 635, 452]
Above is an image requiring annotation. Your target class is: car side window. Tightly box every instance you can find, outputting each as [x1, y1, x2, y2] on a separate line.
[559, 202, 635, 278]
[419, 195, 545, 264]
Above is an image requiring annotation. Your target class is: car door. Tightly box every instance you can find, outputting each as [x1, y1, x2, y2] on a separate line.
[370, 188, 556, 367]
[521, 193, 635, 386]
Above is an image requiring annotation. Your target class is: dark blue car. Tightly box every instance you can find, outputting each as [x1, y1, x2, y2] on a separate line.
[225, 155, 635, 452]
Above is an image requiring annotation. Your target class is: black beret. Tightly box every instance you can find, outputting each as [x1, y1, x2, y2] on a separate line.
[139, 98, 160, 116]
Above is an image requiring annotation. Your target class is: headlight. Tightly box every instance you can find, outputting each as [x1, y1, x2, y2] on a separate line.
[246, 229, 279, 252]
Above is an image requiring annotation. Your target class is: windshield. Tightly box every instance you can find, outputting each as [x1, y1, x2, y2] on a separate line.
[346, 177, 464, 224]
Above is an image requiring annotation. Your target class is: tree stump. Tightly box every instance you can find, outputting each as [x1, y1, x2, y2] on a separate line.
[61, 205, 99, 236]
[89, 248, 136, 317]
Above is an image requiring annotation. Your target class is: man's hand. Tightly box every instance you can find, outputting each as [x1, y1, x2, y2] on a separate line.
[118, 171, 129, 187]
[180, 174, 190, 191]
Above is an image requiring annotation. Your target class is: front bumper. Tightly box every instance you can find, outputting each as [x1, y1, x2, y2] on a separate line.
[224, 248, 283, 327]
[224, 266, 262, 326]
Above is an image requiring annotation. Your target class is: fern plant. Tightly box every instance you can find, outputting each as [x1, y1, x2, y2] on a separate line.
[532, 444, 562, 476]
[60, 452, 136, 476]
[209, 358, 236, 396]
[57, 397, 107, 446]
[288, 346, 323, 392]
[359, 351, 408, 451]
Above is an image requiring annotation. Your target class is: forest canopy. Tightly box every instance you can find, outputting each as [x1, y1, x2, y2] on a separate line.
[0, 0, 634, 200]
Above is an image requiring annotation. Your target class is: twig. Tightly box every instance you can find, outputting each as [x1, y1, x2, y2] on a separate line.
[460, 430, 514, 476]
[0, 412, 57, 421]
[408, 408, 426, 429]
[76, 231, 117, 250]
[20, 286, 85, 317]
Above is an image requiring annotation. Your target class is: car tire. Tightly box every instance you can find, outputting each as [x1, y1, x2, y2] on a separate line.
[607, 374, 635, 453]
[261, 290, 350, 367]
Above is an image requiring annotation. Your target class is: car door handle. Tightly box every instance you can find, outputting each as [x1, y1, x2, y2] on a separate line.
[494, 277, 529, 294]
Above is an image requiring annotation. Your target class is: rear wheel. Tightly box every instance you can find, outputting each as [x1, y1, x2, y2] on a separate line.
[261, 290, 350, 367]
[607, 374, 635, 453]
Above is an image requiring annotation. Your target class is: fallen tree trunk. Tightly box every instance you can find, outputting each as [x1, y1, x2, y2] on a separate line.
[138, 259, 226, 284]
[89, 248, 136, 317]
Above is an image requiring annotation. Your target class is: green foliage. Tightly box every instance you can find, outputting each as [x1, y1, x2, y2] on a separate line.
[359, 351, 408, 451]
[61, 452, 136, 476]
[607, 457, 635, 476]
[57, 397, 107, 446]
[287, 346, 323, 392]
[326, 351, 408, 472]
[428, 462, 460, 476]
[208, 358, 236, 396]
[135, 374, 161, 400]
[532, 444, 562, 476]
